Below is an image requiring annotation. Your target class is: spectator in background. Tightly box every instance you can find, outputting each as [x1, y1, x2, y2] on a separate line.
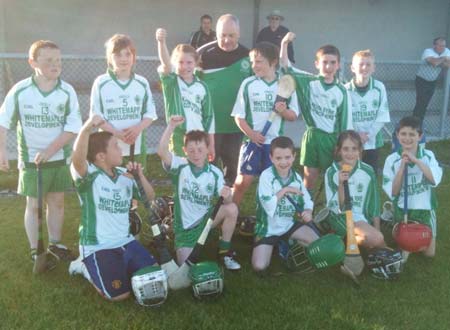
[256, 10, 294, 63]
[413, 37, 450, 125]
[190, 14, 217, 49]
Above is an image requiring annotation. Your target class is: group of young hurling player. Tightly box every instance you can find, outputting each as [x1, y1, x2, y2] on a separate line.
[0, 13, 442, 304]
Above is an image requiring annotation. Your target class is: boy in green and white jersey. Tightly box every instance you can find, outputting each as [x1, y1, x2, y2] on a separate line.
[383, 116, 442, 258]
[252, 136, 318, 272]
[69, 115, 158, 301]
[280, 32, 353, 196]
[156, 28, 214, 158]
[231, 42, 299, 206]
[0, 40, 82, 266]
[90, 34, 156, 165]
[157, 115, 241, 270]
[345, 50, 390, 173]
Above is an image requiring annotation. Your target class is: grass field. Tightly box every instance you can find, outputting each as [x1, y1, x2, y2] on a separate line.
[0, 141, 449, 330]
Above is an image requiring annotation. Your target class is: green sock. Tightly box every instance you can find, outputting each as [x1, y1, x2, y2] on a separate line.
[218, 240, 231, 254]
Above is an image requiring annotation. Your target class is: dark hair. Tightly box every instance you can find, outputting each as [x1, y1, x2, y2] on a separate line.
[270, 136, 295, 155]
[397, 116, 422, 135]
[334, 130, 363, 160]
[250, 42, 280, 66]
[433, 37, 446, 45]
[316, 44, 341, 62]
[184, 130, 209, 147]
[201, 14, 212, 21]
[87, 132, 114, 163]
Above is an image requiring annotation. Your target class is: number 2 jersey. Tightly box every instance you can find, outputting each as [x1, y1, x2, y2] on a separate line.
[90, 70, 157, 156]
[0, 76, 81, 167]
[256, 166, 313, 237]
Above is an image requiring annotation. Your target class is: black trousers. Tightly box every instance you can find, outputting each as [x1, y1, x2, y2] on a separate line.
[213, 132, 243, 186]
[413, 76, 437, 123]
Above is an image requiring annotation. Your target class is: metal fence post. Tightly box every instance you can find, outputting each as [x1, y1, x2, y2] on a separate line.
[440, 69, 450, 139]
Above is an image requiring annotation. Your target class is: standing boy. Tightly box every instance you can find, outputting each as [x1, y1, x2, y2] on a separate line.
[382, 116, 442, 258]
[69, 115, 159, 302]
[252, 136, 318, 272]
[345, 50, 390, 173]
[157, 115, 241, 270]
[0, 40, 81, 266]
[280, 32, 353, 196]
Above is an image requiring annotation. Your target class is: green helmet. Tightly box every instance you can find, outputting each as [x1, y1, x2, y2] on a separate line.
[306, 234, 345, 269]
[285, 241, 315, 273]
[189, 261, 224, 299]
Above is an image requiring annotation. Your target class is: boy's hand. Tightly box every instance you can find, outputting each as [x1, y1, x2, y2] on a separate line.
[126, 161, 144, 178]
[86, 115, 105, 129]
[274, 101, 287, 114]
[34, 151, 50, 165]
[338, 169, 350, 183]
[220, 185, 232, 199]
[168, 115, 185, 128]
[358, 132, 369, 144]
[249, 130, 265, 146]
[402, 151, 418, 164]
[123, 125, 142, 144]
[301, 209, 313, 223]
[208, 144, 215, 162]
[282, 32, 296, 45]
[283, 187, 302, 196]
[156, 28, 167, 42]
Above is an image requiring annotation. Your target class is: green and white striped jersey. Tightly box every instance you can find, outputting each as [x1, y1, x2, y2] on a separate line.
[160, 72, 214, 134]
[90, 70, 157, 156]
[382, 147, 442, 210]
[256, 166, 313, 237]
[165, 154, 224, 230]
[231, 75, 299, 143]
[286, 67, 353, 133]
[325, 160, 380, 223]
[0, 76, 81, 166]
[70, 162, 138, 256]
[345, 77, 390, 150]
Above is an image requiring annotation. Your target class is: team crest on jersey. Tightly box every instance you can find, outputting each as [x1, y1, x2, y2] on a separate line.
[330, 99, 337, 108]
[357, 183, 364, 193]
[134, 95, 141, 105]
[111, 280, 122, 289]
[372, 99, 379, 108]
[240, 59, 250, 72]
[57, 104, 65, 114]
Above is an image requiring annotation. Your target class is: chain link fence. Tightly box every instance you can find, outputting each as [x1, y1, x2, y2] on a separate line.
[0, 54, 166, 159]
[1, 54, 450, 159]
[340, 59, 450, 140]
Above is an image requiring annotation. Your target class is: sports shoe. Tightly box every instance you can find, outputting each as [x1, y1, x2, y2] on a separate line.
[31, 252, 58, 271]
[69, 256, 91, 281]
[48, 244, 77, 261]
[221, 251, 241, 271]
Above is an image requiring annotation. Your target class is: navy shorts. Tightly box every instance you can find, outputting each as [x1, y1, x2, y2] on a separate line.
[238, 142, 272, 176]
[83, 240, 157, 299]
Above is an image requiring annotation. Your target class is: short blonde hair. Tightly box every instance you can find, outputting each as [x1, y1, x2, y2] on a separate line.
[28, 40, 59, 61]
[105, 34, 136, 68]
[171, 44, 199, 65]
[352, 49, 375, 62]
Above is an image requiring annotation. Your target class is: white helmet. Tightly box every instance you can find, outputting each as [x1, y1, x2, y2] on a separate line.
[131, 265, 168, 307]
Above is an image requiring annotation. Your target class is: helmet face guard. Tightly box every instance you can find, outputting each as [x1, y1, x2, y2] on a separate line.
[367, 248, 403, 280]
[189, 261, 224, 299]
[132, 266, 168, 307]
[285, 241, 315, 273]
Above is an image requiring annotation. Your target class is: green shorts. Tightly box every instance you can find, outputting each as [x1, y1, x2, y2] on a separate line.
[300, 128, 337, 170]
[18, 161, 72, 198]
[393, 206, 436, 237]
[174, 216, 209, 249]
